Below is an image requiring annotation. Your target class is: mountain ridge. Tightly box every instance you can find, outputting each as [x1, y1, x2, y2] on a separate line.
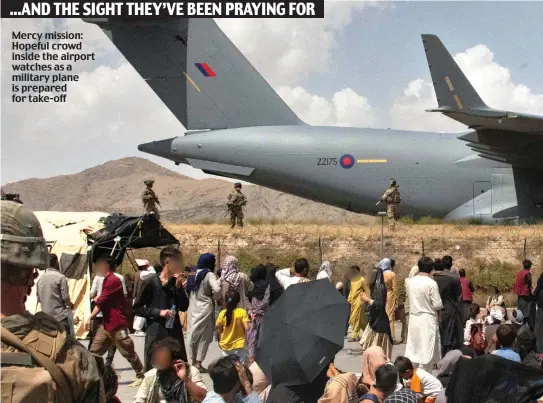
[1, 157, 373, 224]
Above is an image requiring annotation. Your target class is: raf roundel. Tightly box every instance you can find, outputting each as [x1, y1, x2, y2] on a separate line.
[340, 154, 355, 169]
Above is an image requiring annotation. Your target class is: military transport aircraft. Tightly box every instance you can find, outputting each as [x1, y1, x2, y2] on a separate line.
[84, 18, 543, 223]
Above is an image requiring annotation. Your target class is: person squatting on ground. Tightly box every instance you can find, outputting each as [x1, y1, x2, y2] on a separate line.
[394, 356, 443, 403]
[202, 356, 260, 403]
[134, 337, 208, 403]
[86, 255, 145, 387]
[0, 200, 106, 402]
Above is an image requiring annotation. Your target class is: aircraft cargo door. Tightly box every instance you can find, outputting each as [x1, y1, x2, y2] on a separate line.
[473, 181, 492, 215]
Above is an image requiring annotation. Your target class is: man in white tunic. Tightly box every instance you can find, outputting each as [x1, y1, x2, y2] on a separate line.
[405, 257, 443, 371]
[186, 253, 222, 373]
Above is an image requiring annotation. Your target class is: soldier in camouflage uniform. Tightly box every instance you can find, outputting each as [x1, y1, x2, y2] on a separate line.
[227, 182, 247, 228]
[380, 178, 401, 231]
[0, 200, 105, 402]
[141, 179, 161, 221]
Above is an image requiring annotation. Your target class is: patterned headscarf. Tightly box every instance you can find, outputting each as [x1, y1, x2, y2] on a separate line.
[319, 261, 333, 278]
[377, 258, 392, 272]
[221, 255, 242, 288]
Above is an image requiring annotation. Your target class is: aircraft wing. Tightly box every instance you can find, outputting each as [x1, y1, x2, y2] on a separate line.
[422, 34, 543, 170]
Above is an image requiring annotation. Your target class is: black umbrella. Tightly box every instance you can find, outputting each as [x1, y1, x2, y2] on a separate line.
[255, 279, 350, 386]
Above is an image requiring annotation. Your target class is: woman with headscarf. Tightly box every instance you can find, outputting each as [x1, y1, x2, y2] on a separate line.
[186, 253, 222, 373]
[347, 265, 370, 342]
[360, 346, 389, 391]
[360, 264, 393, 359]
[378, 259, 398, 344]
[265, 263, 284, 306]
[219, 255, 254, 311]
[317, 261, 333, 281]
[433, 258, 463, 357]
[247, 264, 270, 363]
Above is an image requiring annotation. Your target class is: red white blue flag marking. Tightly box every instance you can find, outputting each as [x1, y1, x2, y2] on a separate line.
[195, 63, 216, 77]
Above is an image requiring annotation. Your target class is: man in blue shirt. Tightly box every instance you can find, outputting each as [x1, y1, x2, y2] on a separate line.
[491, 324, 521, 363]
[203, 357, 261, 403]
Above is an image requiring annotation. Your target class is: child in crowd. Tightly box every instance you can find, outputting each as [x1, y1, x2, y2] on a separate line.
[216, 290, 250, 364]
[492, 324, 521, 363]
[394, 356, 443, 403]
[464, 303, 484, 345]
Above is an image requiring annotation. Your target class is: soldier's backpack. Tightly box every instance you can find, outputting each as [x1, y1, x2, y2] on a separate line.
[393, 188, 401, 204]
[1, 326, 74, 403]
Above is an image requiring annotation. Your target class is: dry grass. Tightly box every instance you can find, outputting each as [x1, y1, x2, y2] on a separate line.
[164, 221, 543, 240]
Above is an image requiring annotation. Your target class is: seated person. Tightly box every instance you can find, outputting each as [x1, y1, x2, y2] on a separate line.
[202, 356, 260, 403]
[268, 366, 329, 403]
[248, 361, 270, 402]
[510, 308, 531, 335]
[134, 337, 207, 403]
[435, 348, 474, 388]
[359, 364, 398, 403]
[484, 309, 504, 353]
[394, 356, 443, 403]
[319, 363, 360, 403]
[463, 303, 483, 346]
[486, 286, 505, 311]
[515, 329, 541, 368]
[104, 366, 121, 403]
[384, 388, 419, 403]
[491, 324, 521, 363]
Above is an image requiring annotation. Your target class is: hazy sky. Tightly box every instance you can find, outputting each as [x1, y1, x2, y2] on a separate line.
[2, 1, 543, 184]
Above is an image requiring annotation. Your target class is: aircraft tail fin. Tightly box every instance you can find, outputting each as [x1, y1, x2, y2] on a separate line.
[83, 18, 304, 130]
[421, 34, 488, 113]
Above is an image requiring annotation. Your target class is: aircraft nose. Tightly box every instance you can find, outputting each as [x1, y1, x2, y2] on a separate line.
[138, 138, 176, 159]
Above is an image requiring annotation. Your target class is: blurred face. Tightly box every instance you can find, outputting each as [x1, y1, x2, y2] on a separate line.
[152, 347, 172, 371]
[94, 260, 108, 276]
[164, 254, 184, 275]
[400, 369, 414, 380]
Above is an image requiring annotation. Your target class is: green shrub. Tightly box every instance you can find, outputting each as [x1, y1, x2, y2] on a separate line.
[467, 217, 484, 225]
[416, 216, 444, 225]
[469, 258, 517, 293]
[398, 215, 415, 224]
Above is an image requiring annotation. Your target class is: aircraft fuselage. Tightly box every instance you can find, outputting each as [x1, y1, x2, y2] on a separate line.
[140, 125, 519, 222]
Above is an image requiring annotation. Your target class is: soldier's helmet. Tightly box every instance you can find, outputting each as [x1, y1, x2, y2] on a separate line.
[234, 182, 242, 189]
[1, 201, 48, 270]
[144, 179, 154, 186]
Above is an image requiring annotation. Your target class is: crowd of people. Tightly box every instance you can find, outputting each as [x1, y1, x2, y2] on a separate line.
[2, 200, 543, 403]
